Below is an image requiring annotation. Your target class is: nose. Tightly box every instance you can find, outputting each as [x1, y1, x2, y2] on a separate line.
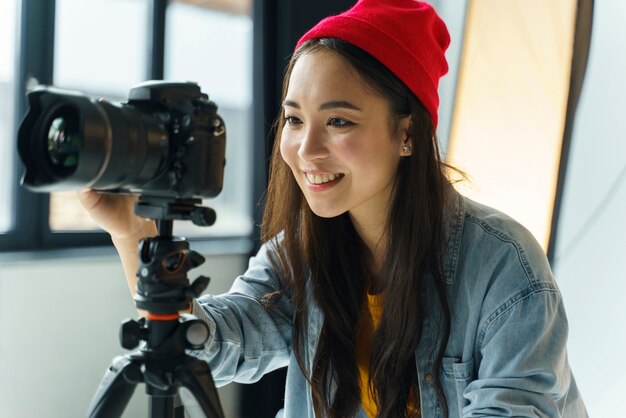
[297, 125, 329, 162]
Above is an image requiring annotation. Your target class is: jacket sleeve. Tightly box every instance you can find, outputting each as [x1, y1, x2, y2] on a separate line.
[463, 286, 575, 417]
[189, 242, 293, 387]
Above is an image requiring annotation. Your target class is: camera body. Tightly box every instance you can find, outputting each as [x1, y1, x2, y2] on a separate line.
[18, 81, 226, 199]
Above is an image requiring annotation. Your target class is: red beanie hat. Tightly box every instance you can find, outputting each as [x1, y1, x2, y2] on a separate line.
[296, 0, 450, 129]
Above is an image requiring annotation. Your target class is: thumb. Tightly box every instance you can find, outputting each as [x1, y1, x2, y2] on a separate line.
[77, 188, 103, 211]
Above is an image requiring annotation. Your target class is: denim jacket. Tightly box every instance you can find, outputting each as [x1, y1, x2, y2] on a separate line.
[191, 189, 587, 417]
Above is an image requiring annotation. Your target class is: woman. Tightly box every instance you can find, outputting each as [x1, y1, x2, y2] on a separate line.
[79, 0, 587, 417]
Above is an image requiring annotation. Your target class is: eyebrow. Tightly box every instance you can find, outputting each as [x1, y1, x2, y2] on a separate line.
[282, 99, 362, 112]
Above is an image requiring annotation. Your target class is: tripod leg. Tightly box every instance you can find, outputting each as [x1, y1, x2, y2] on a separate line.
[149, 397, 175, 418]
[87, 355, 141, 418]
[175, 356, 225, 418]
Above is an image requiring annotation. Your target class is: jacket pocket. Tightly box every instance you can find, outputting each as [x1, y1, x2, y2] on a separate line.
[441, 357, 475, 418]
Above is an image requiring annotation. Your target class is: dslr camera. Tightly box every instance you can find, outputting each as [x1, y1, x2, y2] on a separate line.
[18, 81, 226, 199]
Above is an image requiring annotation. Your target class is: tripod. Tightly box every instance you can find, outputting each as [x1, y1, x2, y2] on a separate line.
[87, 197, 225, 418]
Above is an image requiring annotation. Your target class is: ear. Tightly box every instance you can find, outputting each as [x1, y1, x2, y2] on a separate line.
[399, 116, 413, 157]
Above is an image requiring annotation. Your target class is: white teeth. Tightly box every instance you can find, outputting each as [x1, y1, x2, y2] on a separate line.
[306, 173, 342, 185]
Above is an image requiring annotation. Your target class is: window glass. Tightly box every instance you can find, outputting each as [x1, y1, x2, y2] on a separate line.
[0, 0, 17, 233]
[53, 0, 149, 95]
[48, 0, 253, 238]
[165, 2, 253, 238]
[50, 0, 150, 231]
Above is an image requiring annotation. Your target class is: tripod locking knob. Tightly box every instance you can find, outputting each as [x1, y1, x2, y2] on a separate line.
[120, 318, 145, 350]
[181, 315, 210, 349]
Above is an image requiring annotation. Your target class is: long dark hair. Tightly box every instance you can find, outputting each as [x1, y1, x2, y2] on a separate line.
[261, 38, 451, 418]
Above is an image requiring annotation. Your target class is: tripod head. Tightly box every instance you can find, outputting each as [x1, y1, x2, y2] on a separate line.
[132, 196, 215, 314]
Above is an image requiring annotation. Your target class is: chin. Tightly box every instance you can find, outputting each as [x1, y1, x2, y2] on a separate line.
[306, 203, 345, 219]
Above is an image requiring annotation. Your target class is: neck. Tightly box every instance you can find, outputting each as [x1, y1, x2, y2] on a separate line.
[347, 182, 396, 291]
[349, 211, 387, 291]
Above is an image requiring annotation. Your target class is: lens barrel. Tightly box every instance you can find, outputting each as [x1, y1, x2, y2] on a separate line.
[17, 81, 226, 199]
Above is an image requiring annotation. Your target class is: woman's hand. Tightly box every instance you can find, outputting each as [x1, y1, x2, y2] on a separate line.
[76, 189, 156, 241]
[77, 189, 157, 310]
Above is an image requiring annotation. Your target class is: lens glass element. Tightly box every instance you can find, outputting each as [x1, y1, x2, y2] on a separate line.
[47, 116, 81, 169]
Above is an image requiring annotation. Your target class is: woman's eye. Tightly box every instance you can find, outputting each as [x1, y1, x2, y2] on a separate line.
[284, 116, 302, 125]
[328, 117, 352, 127]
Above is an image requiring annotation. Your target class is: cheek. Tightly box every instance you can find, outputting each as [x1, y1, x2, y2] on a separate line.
[279, 131, 298, 169]
[340, 135, 400, 177]
[335, 136, 381, 168]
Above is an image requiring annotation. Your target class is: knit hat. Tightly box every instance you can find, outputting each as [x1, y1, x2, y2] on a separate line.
[296, 0, 450, 129]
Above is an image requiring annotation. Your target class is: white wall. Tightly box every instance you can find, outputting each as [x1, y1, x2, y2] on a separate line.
[0, 247, 247, 418]
[553, 1, 626, 416]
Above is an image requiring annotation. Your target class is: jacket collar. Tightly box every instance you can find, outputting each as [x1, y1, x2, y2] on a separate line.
[441, 185, 466, 285]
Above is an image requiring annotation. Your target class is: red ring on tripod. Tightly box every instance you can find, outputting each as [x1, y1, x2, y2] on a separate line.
[147, 313, 180, 321]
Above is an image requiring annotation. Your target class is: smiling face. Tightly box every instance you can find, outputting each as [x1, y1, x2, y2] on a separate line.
[280, 49, 411, 224]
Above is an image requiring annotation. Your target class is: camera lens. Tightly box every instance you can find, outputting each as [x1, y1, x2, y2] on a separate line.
[47, 114, 81, 170]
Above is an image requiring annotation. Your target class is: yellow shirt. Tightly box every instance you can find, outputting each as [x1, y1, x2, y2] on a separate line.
[354, 292, 420, 418]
